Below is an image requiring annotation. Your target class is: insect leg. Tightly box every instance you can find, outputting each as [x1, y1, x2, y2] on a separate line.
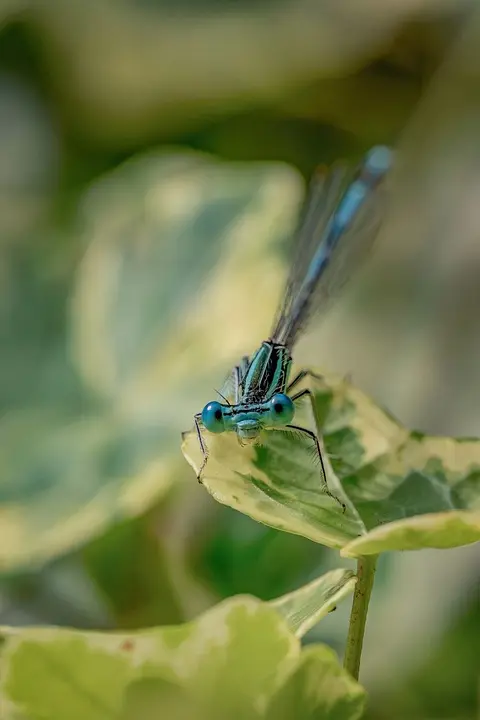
[194, 413, 209, 484]
[286, 416, 346, 512]
[287, 369, 324, 394]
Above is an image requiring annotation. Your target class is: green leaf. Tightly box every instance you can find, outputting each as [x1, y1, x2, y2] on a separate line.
[34, 0, 421, 146]
[265, 646, 366, 720]
[342, 509, 480, 557]
[0, 409, 173, 572]
[82, 512, 186, 627]
[120, 677, 200, 720]
[71, 150, 300, 409]
[0, 575, 361, 720]
[270, 569, 356, 638]
[182, 373, 480, 555]
[0, 149, 302, 572]
[191, 506, 333, 602]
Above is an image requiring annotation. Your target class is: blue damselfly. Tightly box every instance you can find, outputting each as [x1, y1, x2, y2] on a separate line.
[189, 146, 393, 506]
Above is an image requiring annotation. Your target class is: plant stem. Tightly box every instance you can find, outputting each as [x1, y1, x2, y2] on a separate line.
[344, 554, 378, 680]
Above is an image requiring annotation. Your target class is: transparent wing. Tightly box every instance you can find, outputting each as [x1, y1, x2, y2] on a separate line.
[301, 183, 387, 330]
[271, 163, 352, 342]
[271, 160, 389, 348]
[218, 367, 238, 404]
[218, 355, 249, 403]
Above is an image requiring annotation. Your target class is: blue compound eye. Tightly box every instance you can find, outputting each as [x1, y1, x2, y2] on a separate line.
[269, 393, 294, 426]
[202, 401, 225, 433]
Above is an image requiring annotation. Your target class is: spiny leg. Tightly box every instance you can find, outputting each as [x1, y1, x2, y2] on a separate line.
[290, 387, 324, 457]
[288, 386, 346, 512]
[286, 423, 345, 512]
[288, 388, 340, 462]
[287, 368, 324, 394]
[194, 413, 209, 483]
[290, 386, 329, 468]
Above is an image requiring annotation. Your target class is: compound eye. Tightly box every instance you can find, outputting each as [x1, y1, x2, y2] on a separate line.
[269, 393, 295, 426]
[201, 401, 225, 433]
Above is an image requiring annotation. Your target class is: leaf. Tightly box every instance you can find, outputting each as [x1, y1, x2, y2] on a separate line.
[82, 512, 186, 628]
[342, 510, 480, 557]
[182, 373, 480, 555]
[191, 506, 332, 602]
[264, 646, 366, 720]
[0, 409, 172, 572]
[0, 575, 361, 720]
[71, 150, 300, 411]
[33, 0, 427, 145]
[120, 678, 201, 720]
[270, 568, 356, 637]
[0, 149, 301, 572]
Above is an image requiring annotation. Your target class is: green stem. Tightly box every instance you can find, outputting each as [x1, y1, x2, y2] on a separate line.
[344, 554, 378, 680]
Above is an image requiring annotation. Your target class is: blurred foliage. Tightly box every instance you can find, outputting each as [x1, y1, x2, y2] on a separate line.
[378, 591, 480, 720]
[0, 576, 360, 720]
[0, 1, 479, 719]
[82, 509, 186, 628]
[191, 507, 331, 600]
[0, 148, 302, 573]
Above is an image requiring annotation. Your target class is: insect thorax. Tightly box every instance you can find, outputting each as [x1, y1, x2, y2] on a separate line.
[241, 341, 292, 402]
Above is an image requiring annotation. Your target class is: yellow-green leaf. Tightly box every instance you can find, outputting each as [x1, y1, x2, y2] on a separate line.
[0, 149, 302, 572]
[183, 373, 480, 555]
[0, 573, 361, 720]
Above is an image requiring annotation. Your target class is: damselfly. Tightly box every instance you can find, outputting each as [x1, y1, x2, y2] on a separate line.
[189, 146, 393, 506]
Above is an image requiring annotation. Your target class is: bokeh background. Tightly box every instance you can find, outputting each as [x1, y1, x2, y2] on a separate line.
[1, 1, 479, 718]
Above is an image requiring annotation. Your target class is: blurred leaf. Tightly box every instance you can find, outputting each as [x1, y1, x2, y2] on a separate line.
[0, 1, 31, 26]
[1, 149, 301, 572]
[0, 408, 173, 572]
[82, 510, 185, 627]
[0, 74, 58, 243]
[183, 372, 480, 554]
[120, 677, 200, 720]
[0, 556, 112, 629]
[265, 646, 365, 720]
[71, 149, 300, 409]
[277, 70, 420, 148]
[0, 578, 363, 720]
[270, 568, 356, 637]
[199, 113, 360, 178]
[192, 506, 332, 601]
[30, 0, 457, 147]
